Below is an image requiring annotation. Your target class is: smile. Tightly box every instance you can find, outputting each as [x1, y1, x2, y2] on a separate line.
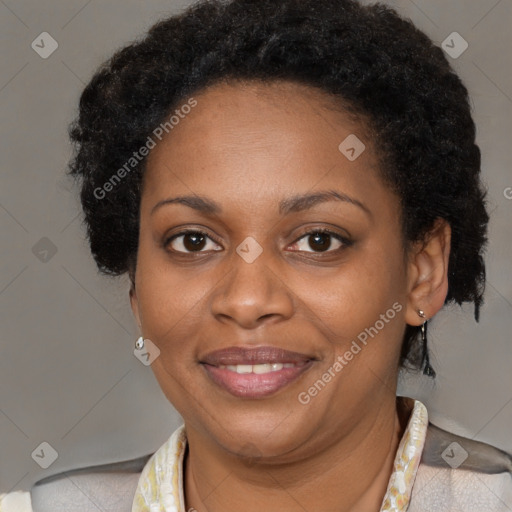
[202, 360, 313, 398]
[217, 362, 308, 374]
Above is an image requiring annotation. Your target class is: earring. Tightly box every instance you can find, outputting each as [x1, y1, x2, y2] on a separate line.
[135, 336, 145, 350]
[417, 310, 436, 378]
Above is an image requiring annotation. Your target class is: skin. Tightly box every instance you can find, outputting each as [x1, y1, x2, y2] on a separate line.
[130, 80, 451, 512]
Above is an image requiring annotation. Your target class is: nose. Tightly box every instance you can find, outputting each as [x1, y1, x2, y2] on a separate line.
[210, 247, 294, 329]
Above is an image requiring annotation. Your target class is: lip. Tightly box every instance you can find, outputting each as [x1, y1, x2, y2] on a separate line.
[200, 346, 315, 399]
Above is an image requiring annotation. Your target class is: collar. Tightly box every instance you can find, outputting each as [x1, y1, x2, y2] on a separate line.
[132, 398, 429, 512]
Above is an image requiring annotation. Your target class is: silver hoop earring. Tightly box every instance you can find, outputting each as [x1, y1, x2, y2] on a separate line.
[417, 310, 436, 378]
[135, 336, 145, 350]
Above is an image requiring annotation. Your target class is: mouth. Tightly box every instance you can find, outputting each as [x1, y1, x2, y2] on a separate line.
[200, 346, 315, 399]
[216, 361, 307, 373]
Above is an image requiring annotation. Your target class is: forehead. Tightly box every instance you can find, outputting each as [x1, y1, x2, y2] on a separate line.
[150, 79, 366, 148]
[141, 79, 393, 220]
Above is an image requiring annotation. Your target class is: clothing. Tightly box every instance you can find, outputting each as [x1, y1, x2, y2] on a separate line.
[131, 398, 512, 511]
[0, 466, 143, 512]
[2, 398, 511, 511]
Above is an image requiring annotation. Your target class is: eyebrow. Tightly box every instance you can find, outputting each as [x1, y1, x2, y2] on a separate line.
[150, 189, 371, 217]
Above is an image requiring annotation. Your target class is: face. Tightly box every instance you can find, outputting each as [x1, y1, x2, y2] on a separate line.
[131, 80, 419, 462]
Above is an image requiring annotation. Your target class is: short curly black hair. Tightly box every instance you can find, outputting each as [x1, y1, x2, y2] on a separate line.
[67, 0, 489, 374]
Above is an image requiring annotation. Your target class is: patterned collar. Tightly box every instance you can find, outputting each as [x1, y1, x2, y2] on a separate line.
[132, 398, 429, 512]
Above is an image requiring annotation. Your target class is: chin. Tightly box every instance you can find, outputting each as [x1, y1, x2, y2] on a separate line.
[202, 401, 321, 462]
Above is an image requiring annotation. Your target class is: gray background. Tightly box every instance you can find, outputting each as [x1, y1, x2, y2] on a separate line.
[0, 0, 511, 494]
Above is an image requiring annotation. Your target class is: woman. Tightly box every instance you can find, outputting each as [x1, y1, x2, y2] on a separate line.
[3, 0, 510, 511]
[67, 0, 512, 510]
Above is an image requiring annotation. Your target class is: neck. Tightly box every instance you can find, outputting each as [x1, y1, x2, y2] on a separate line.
[184, 396, 413, 512]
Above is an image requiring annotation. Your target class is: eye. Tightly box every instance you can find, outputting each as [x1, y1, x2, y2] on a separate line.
[289, 228, 351, 253]
[164, 228, 352, 255]
[165, 230, 222, 253]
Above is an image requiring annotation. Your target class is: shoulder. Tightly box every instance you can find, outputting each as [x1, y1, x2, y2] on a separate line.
[0, 456, 150, 512]
[409, 422, 512, 511]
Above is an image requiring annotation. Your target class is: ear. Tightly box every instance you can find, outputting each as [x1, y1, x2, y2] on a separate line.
[129, 284, 142, 330]
[404, 218, 451, 326]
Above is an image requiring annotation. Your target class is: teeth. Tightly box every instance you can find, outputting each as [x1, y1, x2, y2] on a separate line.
[218, 363, 300, 374]
[253, 363, 273, 374]
[235, 364, 252, 374]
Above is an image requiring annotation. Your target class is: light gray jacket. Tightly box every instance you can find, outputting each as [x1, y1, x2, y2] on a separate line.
[2, 423, 511, 511]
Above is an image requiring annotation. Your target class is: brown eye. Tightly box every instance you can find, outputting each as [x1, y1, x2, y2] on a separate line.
[307, 232, 333, 252]
[290, 229, 351, 254]
[166, 230, 222, 253]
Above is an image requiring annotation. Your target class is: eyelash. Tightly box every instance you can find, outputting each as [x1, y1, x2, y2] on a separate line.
[164, 227, 353, 255]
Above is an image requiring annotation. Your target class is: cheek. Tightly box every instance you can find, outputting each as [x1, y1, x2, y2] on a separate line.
[297, 249, 405, 337]
[135, 235, 212, 351]
[299, 246, 407, 388]
[136, 256, 212, 410]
